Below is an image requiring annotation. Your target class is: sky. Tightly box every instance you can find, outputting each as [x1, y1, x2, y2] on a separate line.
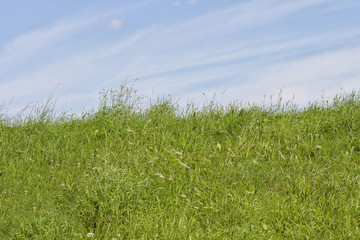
[1, 0, 360, 115]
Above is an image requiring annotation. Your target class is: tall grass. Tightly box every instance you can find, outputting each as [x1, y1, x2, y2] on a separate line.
[0, 84, 360, 239]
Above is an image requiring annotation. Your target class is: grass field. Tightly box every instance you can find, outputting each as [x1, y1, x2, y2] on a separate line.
[1, 85, 360, 239]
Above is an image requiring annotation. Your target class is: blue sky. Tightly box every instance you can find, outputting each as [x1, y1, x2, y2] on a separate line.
[1, 0, 360, 115]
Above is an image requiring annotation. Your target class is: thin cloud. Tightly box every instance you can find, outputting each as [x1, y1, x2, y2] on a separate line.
[0, 17, 95, 69]
[0, 1, 152, 70]
[196, 46, 360, 108]
[173, 0, 198, 6]
[108, 18, 125, 31]
[113, 0, 347, 80]
[252, 46, 360, 88]
[132, 27, 360, 80]
[187, 0, 198, 4]
[1, 0, 358, 115]
[0, 27, 151, 102]
[324, 0, 360, 12]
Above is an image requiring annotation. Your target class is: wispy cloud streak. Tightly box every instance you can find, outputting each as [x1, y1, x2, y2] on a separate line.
[0, 0, 359, 114]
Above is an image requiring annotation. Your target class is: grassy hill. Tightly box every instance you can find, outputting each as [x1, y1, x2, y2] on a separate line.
[1, 85, 360, 239]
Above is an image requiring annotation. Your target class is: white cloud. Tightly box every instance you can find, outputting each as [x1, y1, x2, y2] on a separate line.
[187, 0, 198, 4]
[121, 26, 360, 82]
[146, 0, 333, 54]
[0, 17, 95, 69]
[324, 0, 360, 12]
[0, 1, 152, 71]
[0, 27, 151, 108]
[1, 0, 358, 115]
[197, 46, 360, 107]
[254, 48, 360, 86]
[173, 0, 198, 6]
[108, 18, 125, 31]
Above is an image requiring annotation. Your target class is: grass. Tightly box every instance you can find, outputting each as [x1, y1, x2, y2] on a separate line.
[0, 84, 360, 239]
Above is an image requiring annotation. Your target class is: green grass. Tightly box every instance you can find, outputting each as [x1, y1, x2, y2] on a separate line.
[1, 85, 360, 239]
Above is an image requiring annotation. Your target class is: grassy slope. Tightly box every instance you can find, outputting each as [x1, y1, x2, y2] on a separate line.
[0, 88, 360, 239]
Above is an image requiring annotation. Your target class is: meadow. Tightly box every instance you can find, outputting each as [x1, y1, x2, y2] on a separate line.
[0, 84, 360, 239]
